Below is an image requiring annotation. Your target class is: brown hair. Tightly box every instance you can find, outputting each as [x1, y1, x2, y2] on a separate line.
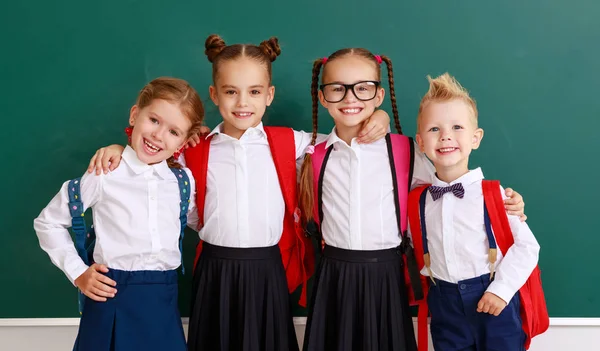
[416, 73, 478, 131]
[298, 48, 400, 225]
[204, 34, 282, 85]
[135, 77, 204, 168]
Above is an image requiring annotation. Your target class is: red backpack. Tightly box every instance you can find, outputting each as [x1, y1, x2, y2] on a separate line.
[184, 126, 315, 307]
[408, 181, 549, 350]
[311, 134, 430, 348]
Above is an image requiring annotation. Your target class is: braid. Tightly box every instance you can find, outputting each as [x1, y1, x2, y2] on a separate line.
[310, 59, 323, 144]
[381, 55, 402, 134]
[298, 58, 324, 225]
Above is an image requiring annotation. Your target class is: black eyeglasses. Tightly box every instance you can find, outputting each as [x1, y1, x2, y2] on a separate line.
[320, 80, 381, 103]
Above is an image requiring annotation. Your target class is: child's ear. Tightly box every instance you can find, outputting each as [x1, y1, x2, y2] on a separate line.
[129, 105, 139, 126]
[318, 90, 328, 108]
[415, 133, 425, 152]
[209, 86, 219, 106]
[375, 87, 385, 108]
[472, 128, 484, 149]
[266, 85, 275, 106]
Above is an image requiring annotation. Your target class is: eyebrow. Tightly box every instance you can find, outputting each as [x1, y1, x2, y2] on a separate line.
[220, 84, 265, 89]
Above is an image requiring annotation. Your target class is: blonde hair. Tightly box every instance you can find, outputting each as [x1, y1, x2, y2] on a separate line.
[417, 73, 478, 130]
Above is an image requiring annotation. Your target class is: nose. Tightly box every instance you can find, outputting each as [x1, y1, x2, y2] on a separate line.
[440, 131, 452, 142]
[237, 92, 249, 107]
[342, 87, 358, 103]
[151, 127, 165, 141]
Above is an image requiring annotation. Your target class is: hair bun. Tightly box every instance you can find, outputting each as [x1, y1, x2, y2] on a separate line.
[259, 37, 281, 62]
[205, 34, 227, 63]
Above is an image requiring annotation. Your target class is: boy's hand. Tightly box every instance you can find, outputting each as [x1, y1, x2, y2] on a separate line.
[74, 263, 118, 302]
[186, 126, 211, 148]
[477, 292, 507, 316]
[87, 145, 125, 175]
[504, 188, 527, 221]
[358, 109, 390, 144]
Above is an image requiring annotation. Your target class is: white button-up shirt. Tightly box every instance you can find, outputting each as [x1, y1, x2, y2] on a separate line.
[34, 146, 196, 285]
[414, 168, 540, 304]
[189, 122, 325, 248]
[320, 128, 436, 250]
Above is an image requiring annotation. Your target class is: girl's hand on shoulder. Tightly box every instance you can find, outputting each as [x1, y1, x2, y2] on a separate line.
[74, 263, 118, 302]
[186, 125, 212, 148]
[87, 145, 125, 175]
[504, 188, 527, 221]
[358, 109, 390, 144]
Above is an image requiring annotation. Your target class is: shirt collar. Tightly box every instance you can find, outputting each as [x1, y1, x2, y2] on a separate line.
[206, 122, 267, 141]
[122, 145, 172, 180]
[432, 167, 484, 187]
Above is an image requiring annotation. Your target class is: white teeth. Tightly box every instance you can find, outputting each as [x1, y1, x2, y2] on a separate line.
[341, 108, 361, 114]
[235, 112, 252, 117]
[144, 139, 161, 152]
[439, 147, 456, 153]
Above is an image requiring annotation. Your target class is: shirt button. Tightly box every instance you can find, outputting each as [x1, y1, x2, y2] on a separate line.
[459, 284, 467, 290]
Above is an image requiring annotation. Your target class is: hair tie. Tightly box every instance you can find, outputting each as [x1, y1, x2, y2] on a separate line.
[322, 57, 328, 64]
[306, 145, 315, 155]
[374, 55, 383, 64]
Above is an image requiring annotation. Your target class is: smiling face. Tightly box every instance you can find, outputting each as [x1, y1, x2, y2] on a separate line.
[209, 57, 275, 139]
[128, 99, 191, 165]
[318, 55, 384, 130]
[416, 99, 483, 179]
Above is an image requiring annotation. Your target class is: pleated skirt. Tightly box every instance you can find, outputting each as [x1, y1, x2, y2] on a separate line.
[73, 269, 185, 351]
[187, 242, 299, 351]
[303, 245, 418, 351]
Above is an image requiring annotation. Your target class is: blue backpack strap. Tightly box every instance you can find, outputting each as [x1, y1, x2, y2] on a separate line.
[170, 167, 191, 274]
[68, 178, 92, 265]
[67, 178, 96, 314]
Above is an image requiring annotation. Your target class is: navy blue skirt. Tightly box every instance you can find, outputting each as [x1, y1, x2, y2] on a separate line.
[187, 243, 299, 351]
[303, 245, 417, 351]
[73, 269, 185, 351]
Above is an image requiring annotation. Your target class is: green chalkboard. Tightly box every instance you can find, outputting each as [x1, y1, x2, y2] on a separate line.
[1, 0, 598, 319]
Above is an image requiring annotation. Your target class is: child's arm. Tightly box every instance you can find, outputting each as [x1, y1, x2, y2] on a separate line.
[479, 185, 540, 316]
[33, 173, 117, 301]
[411, 146, 527, 220]
[293, 109, 391, 160]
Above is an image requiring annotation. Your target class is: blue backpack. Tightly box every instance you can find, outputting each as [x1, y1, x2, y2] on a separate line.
[67, 168, 191, 314]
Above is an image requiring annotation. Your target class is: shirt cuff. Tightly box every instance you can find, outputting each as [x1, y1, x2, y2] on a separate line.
[486, 281, 516, 305]
[65, 258, 90, 287]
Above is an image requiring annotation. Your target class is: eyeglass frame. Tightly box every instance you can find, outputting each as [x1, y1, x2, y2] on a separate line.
[319, 80, 381, 103]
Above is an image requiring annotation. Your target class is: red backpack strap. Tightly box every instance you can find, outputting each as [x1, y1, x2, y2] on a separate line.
[408, 185, 432, 351]
[183, 135, 213, 272]
[264, 126, 315, 307]
[482, 180, 514, 252]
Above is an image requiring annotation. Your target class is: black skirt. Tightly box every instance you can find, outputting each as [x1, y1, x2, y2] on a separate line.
[303, 245, 417, 351]
[187, 242, 299, 351]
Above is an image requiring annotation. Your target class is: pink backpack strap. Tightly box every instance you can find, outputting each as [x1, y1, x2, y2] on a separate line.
[311, 142, 331, 227]
[386, 134, 414, 233]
